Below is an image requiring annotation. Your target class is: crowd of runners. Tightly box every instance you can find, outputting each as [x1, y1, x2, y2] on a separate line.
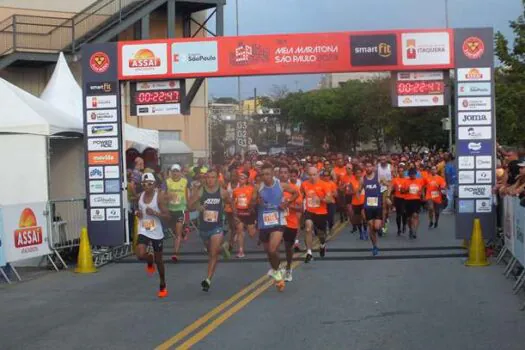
[128, 150, 463, 298]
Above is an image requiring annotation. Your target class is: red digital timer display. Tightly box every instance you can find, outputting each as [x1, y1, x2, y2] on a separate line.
[396, 81, 445, 95]
[134, 90, 180, 104]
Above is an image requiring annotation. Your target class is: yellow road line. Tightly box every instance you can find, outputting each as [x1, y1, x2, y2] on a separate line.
[157, 222, 347, 349]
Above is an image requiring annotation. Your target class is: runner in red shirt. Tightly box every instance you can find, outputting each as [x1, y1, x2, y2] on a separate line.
[403, 168, 426, 239]
[232, 172, 256, 258]
[321, 171, 338, 231]
[390, 163, 408, 236]
[425, 165, 447, 229]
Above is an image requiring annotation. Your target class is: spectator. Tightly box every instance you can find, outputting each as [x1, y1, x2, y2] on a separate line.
[443, 154, 457, 214]
[505, 149, 520, 185]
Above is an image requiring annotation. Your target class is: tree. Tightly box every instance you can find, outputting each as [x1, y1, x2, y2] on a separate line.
[213, 97, 238, 105]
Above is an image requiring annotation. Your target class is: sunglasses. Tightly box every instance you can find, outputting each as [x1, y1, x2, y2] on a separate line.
[142, 181, 155, 186]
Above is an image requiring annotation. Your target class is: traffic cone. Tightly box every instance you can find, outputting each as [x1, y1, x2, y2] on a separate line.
[465, 218, 490, 267]
[74, 227, 97, 273]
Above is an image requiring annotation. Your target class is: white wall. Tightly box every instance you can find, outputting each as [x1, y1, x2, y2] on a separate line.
[0, 0, 96, 12]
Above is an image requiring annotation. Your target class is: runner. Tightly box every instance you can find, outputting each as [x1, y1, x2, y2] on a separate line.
[223, 172, 239, 251]
[290, 168, 303, 251]
[301, 166, 334, 263]
[363, 162, 382, 256]
[333, 156, 349, 224]
[403, 168, 426, 239]
[232, 171, 256, 258]
[350, 167, 366, 240]
[391, 163, 408, 236]
[254, 163, 299, 291]
[135, 173, 171, 298]
[340, 164, 355, 231]
[378, 155, 392, 235]
[279, 165, 303, 282]
[166, 164, 189, 262]
[321, 171, 338, 232]
[189, 170, 232, 292]
[425, 165, 447, 229]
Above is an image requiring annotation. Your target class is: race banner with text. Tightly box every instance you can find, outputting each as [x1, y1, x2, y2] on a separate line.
[117, 29, 454, 80]
[82, 42, 126, 246]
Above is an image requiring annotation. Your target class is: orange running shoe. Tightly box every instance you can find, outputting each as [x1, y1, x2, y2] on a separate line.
[157, 287, 168, 298]
[146, 263, 155, 276]
[275, 280, 285, 292]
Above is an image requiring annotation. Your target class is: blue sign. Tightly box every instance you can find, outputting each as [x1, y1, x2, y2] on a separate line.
[0, 208, 5, 267]
[457, 140, 492, 156]
[104, 180, 121, 193]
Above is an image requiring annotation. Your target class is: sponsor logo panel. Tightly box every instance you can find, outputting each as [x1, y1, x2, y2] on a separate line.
[88, 166, 104, 179]
[457, 67, 491, 81]
[89, 180, 104, 194]
[397, 71, 444, 81]
[458, 156, 475, 169]
[476, 170, 492, 184]
[13, 208, 44, 249]
[87, 137, 119, 151]
[457, 111, 491, 125]
[458, 185, 492, 199]
[90, 194, 121, 208]
[350, 34, 397, 66]
[458, 200, 475, 213]
[458, 171, 475, 184]
[172, 41, 218, 74]
[106, 208, 121, 221]
[89, 52, 110, 73]
[229, 42, 270, 66]
[401, 32, 451, 66]
[104, 166, 120, 179]
[88, 152, 120, 166]
[397, 94, 444, 107]
[457, 97, 492, 111]
[136, 103, 181, 116]
[136, 80, 180, 91]
[462, 37, 485, 60]
[86, 95, 117, 109]
[121, 43, 168, 76]
[458, 126, 492, 140]
[90, 208, 105, 221]
[104, 180, 121, 193]
[457, 140, 492, 156]
[86, 109, 118, 123]
[86, 82, 116, 95]
[476, 156, 492, 169]
[457, 82, 491, 96]
[87, 123, 118, 137]
[476, 199, 492, 213]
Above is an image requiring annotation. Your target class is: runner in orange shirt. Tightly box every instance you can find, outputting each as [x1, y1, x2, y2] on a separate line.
[425, 165, 447, 229]
[301, 167, 334, 263]
[332, 156, 348, 223]
[280, 165, 303, 282]
[390, 164, 408, 236]
[321, 171, 338, 231]
[232, 171, 256, 258]
[403, 168, 426, 239]
[349, 167, 366, 240]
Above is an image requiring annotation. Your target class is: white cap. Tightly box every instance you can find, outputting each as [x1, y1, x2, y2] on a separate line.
[142, 173, 156, 182]
[255, 161, 263, 166]
[170, 164, 181, 171]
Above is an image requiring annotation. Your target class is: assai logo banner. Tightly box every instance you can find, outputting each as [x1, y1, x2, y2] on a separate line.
[121, 43, 168, 77]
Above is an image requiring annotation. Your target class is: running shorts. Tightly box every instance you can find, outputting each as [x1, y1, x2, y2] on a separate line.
[169, 210, 185, 227]
[393, 197, 405, 214]
[283, 227, 298, 243]
[236, 210, 256, 226]
[137, 234, 163, 252]
[199, 227, 223, 242]
[353, 205, 364, 216]
[259, 226, 285, 243]
[364, 207, 383, 221]
[405, 200, 421, 216]
[304, 211, 328, 232]
[344, 195, 353, 205]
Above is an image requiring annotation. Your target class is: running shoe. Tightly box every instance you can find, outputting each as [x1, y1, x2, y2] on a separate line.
[319, 244, 326, 258]
[171, 255, 179, 263]
[352, 226, 357, 234]
[378, 229, 384, 237]
[305, 253, 313, 263]
[293, 241, 301, 252]
[146, 263, 155, 276]
[236, 251, 245, 258]
[270, 270, 285, 292]
[201, 278, 211, 292]
[434, 222, 438, 229]
[284, 269, 293, 282]
[158, 286, 168, 298]
[372, 246, 379, 256]
[428, 222, 434, 229]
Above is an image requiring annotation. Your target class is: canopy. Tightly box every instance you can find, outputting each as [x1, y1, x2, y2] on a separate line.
[160, 140, 192, 154]
[125, 123, 159, 151]
[40, 52, 83, 123]
[0, 78, 82, 135]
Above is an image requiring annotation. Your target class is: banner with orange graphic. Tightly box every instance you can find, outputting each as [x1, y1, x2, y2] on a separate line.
[1, 202, 51, 263]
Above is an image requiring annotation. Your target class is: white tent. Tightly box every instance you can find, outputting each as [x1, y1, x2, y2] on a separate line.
[0, 78, 82, 135]
[125, 123, 159, 152]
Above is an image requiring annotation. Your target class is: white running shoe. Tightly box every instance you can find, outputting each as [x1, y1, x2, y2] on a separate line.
[284, 269, 293, 282]
[269, 269, 283, 282]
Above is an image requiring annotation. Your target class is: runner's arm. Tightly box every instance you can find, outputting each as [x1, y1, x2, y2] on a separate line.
[282, 183, 299, 204]
[188, 187, 204, 212]
[151, 191, 171, 220]
[221, 188, 233, 207]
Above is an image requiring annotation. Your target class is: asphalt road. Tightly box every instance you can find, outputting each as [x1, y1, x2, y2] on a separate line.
[1, 214, 524, 350]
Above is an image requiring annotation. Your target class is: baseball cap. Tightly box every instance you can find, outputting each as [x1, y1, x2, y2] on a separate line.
[255, 161, 263, 166]
[142, 173, 156, 182]
[171, 164, 181, 171]
[517, 157, 525, 167]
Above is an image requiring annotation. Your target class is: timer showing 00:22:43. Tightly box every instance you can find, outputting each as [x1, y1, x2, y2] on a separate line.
[134, 90, 180, 104]
[396, 81, 445, 95]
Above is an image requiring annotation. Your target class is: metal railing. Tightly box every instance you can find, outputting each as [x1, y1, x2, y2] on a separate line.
[48, 198, 87, 250]
[0, 0, 147, 56]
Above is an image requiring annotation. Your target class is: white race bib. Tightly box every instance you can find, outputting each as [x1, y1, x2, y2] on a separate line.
[307, 197, 321, 208]
[367, 197, 379, 207]
[431, 191, 440, 198]
[237, 196, 248, 209]
[142, 219, 156, 231]
[409, 184, 419, 195]
[203, 210, 219, 223]
[263, 211, 279, 226]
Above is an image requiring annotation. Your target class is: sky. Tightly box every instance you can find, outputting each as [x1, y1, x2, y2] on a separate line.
[207, 0, 523, 99]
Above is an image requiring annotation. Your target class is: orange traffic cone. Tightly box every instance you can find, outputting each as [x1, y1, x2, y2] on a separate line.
[74, 227, 97, 273]
[465, 218, 490, 267]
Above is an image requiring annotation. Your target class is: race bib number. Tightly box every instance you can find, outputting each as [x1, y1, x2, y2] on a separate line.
[263, 212, 279, 226]
[170, 193, 181, 205]
[203, 210, 219, 223]
[307, 196, 320, 208]
[367, 197, 379, 207]
[237, 196, 248, 209]
[409, 184, 419, 195]
[431, 191, 440, 198]
[142, 219, 156, 231]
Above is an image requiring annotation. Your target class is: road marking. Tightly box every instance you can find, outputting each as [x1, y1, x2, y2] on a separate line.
[156, 222, 346, 349]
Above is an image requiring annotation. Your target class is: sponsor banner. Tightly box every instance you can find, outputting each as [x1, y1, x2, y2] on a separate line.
[401, 32, 451, 66]
[106, 208, 122, 221]
[87, 123, 119, 137]
[86, 82, 117, 95]
[0, 207, 5, 266]
[458, 156, 475, 169]
[454, 28, 494, 68]
[458, 185, 492, 199]
[476, 155, 492, 169]
[136, 103, 181, 116]
[458, 200, 475, 213]
[136, 80, 180, 91]
[172, 41, 218, 74]
[457, 82, 491, 96]
[86, 109, 118, 123]
[87, 137, 119, 151]
[86, 95, 117, 109]
[457, 111, 491, 125]
[476, 170, 492, 184]
[457, 97, 492, 111]
[512, 197, 525, 266]
[350, 34, 397, 66]
[457, 126, 491, 140]
[120, 43, 168, 77]
[397, 71, 444, 81]
[90, 208, 105, 221]
[457, 140, 492, 156]
[88, 166, 104, 179]
[89, 180, 104, 194]
[458, 171, 475, 184]
[397, 94, 444, 107]
[104, 180, 121, 193]
[456, 67, 491, 82]
[504, 196, 515, 256]
[476, 199, 492, 213]
[88, 152, 120, 166]
[90, 194, 121, 208]
[104, 165, 120, 179]
[1, 202, 52, 263]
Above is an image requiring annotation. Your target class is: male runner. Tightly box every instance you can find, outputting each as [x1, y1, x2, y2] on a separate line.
[322, 171, 338, 231]
[290, 168, 303, 251]
[340, 164, 355, 229]
[403, 168, 426, 239]
[135, 173, 171, 298]
[189, 170, 232, 292]
[425, 165, 447, 228]
[279, 165, 303, 282]
[391, 164, 408, 235]
[224, 172, 239, 251]
[232, 171, 256, 258]
[166, 164, 189, 262]
[350, 167, 366, 240]
[377, 155, 392, 235]
[253, 163, 299, 291]
[332, 156, 348, 223]
[363, 162, 382, 256]
[301, 167, 334, 263]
